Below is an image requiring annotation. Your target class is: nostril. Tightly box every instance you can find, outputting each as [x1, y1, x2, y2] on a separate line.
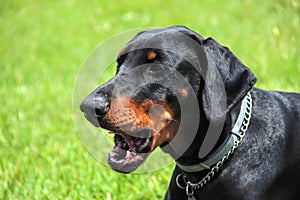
[95, 102, 110, 117]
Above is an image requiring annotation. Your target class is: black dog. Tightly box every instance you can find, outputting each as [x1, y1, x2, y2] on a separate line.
[80, 26, 300, 199]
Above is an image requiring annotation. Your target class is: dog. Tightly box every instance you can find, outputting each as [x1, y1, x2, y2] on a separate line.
[80, 26, 300, 199]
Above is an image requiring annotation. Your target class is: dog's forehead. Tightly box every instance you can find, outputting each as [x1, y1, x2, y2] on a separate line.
[119, 28, 207, 71]
[118, 29, 177, 58]
[125, 29, 190, 51]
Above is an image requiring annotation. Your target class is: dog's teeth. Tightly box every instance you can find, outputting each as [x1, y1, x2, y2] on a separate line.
[126, 150, 130, 158]
[139, 138, 150, 150]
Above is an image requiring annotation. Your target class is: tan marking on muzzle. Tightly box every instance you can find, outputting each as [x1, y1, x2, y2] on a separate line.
[106, 96, 172, 133]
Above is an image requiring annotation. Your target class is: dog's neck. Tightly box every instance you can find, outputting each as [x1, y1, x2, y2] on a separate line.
[171, 93, 249, 175]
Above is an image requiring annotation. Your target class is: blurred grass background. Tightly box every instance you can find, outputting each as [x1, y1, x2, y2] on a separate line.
[0, 0, 299, 199]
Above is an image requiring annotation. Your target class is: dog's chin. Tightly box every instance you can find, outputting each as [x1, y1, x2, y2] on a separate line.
[107, 134, 153, 173]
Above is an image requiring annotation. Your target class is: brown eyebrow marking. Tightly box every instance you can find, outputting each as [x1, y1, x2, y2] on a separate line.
[147, 51, 157, 60]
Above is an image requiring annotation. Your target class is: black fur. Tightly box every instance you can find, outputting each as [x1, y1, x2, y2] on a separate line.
[163, 26, 300, 200]
[80, 26, 300, 199]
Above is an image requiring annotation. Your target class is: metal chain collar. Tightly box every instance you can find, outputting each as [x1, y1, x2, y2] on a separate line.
[176, 92, 253, 198]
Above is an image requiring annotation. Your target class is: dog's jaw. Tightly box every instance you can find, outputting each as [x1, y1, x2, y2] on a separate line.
[107, 134, 152, 173]
[99, 96, 178, 173]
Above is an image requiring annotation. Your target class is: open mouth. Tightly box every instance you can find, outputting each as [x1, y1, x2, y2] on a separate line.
[107, 130, 153, 173]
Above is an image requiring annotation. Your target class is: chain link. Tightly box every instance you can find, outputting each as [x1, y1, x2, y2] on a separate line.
[182, 92, 252, 191]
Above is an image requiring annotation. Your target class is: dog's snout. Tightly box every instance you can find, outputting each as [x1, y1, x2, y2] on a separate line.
[80, 94, 110, 127]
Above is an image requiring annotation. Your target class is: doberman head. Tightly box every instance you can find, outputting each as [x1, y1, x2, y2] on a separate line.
[80, 26, 256, 173]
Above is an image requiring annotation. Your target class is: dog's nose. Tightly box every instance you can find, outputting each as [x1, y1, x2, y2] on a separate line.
[80, 95, 110, 127]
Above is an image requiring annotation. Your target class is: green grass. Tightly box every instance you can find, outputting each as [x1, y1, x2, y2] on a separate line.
[0, 0, 299, 199]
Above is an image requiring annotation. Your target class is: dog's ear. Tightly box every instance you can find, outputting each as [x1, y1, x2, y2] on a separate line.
[172, 27, 256, 158]
[201, 38, 257, 121]
[171, 26, 256, 120]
